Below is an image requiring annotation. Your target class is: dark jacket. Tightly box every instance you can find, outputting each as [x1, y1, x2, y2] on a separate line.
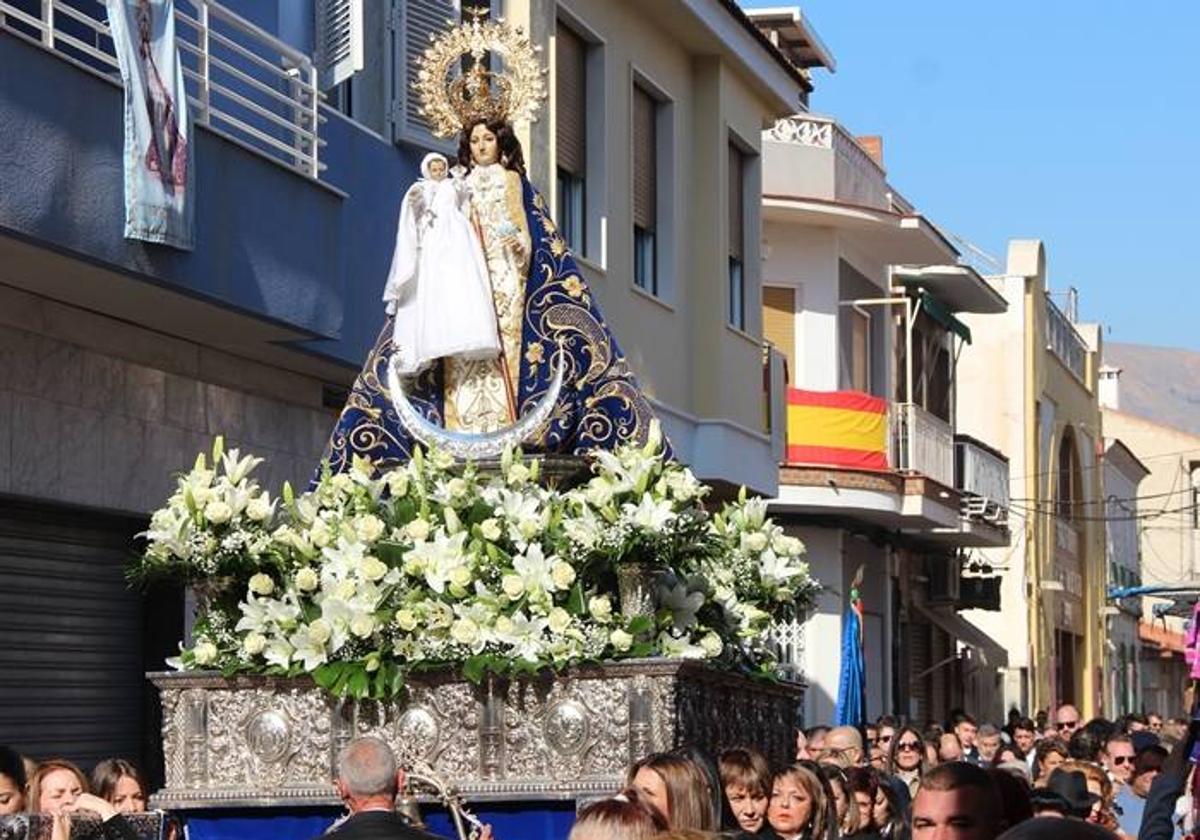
[1138, 726, 1193, 840]
[318, 811, 446, 840]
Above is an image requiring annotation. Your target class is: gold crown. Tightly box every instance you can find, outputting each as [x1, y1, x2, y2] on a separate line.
[415, 8, 546, 139]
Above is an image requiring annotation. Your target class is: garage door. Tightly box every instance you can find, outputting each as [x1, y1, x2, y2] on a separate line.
[0, 498, 152, 770]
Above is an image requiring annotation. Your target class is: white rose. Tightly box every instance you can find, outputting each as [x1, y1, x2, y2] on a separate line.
[204, 501, 232, 524]
[350, 614, 375, 639]
[480, 518, 502, 541]
[387, 470, 410, 497]
[517, 516, 541, 540]
[355, 515, 385, 543]
[449, 566, 472, 589]
[406, 519, 431, 541]
[192, 640, 218, 665]
[245, 496, 272, 522]
[550, 561, 577, 591]
[585, 481, 613, 508]
[588, 595, 613, 623]
[609, 629, 634, 653]
[295, 567, 319, 592]
[430, 450, 455, 470]
[700, 632, 724, 658]
[307, 619, 332, 646]
[336, 580, 357, 600]
[506, 463, 531, 485]
[548, 607, 571, 634]
[450, 618, 480, 646]
[243, 633, 267, 656]
[494, 615, 515, 635]
[395, 609, 418, 632]
[363, 556, 389, 582]
[501, 575, 526, 600]
[310, 518, 332, 548]
[248, 573, 275, 596]
[330, 473, 353, 493]
[447, 478, 469, 500]
[744, 532, 769, 553]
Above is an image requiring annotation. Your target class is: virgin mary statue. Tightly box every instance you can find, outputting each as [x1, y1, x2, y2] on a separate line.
[323, 12, 663, 474]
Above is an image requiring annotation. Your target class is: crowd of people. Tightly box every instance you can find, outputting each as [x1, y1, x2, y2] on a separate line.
[0, 705, 1192, 840]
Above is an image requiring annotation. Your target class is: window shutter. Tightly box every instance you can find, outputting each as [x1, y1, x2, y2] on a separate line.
[556, 23, 586, 177]
[395, 0, 460, 148]
[762, 286, 795, 384]
[632, 85, 656, 230]
[316, 0, 364, 91]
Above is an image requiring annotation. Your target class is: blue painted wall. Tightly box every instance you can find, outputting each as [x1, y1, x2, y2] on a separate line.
[0, 28, 418, 368]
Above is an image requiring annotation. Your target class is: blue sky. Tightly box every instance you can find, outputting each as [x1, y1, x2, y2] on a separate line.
[739, 1, 1199, 352]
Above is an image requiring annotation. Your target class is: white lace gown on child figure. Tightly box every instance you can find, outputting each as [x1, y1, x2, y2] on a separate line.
[383, 153, 501, 376]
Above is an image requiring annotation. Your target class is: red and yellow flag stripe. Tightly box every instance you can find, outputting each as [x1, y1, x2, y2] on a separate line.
[785, 388, 889, 471]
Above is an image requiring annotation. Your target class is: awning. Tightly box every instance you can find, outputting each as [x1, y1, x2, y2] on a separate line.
[913, 601, 1007, 668]
[919, 292, 971, 344]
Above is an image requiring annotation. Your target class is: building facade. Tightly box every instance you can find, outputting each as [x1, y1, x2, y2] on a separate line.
[756, 109, 1012, 726]
[957, 241, 1108, 718]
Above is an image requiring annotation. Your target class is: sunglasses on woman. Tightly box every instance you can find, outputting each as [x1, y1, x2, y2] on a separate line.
[896, 741, 922, 752]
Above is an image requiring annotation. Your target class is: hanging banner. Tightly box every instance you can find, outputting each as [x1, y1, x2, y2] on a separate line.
[106, 0, 194, 249]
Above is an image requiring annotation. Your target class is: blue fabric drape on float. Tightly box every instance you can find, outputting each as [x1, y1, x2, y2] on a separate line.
[105, 0, 194, 249]
[321, 177, 665, 476]
[834, 599, 867, 727]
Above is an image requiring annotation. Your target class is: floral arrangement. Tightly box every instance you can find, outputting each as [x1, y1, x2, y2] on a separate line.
[132, 425, 818, 698]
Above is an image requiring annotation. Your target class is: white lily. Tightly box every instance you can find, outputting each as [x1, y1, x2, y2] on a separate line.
[659, 580, 704, 631]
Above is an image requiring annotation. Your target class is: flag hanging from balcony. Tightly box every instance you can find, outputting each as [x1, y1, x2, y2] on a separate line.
[835, 568, 867, 727]
[786, 388, 888, 470]
[106, 0, 194, 250]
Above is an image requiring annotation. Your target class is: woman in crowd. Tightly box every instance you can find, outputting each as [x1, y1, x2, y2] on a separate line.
[1032, 738, 1069, 787]
[767, 762, 833, 840]
[569, 789, 669, 840]
[91, 759, 147, 814]
[992, 744, 1026, 768]
[628, 752, 716, 832]
[844, 768, 883, 840]
[26, 758, 139, 840]
[717, 748, 772, 836]
[0, 746, 26, 815]
[1059, 760, 1124, 837]
[818, 765, 861, 837]
[885, 726, 926, 797]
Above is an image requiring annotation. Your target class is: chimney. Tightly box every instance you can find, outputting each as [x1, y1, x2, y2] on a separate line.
[856, 135, 884, 166]
[1098, 364, 1121, 410]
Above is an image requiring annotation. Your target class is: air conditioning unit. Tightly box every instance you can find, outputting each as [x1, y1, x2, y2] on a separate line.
[926, 557, 961, 605]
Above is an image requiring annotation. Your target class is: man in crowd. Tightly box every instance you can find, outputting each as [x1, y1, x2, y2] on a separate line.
[938, 732, 964, 763]
[322, 736, 483, 840]
[820, 726, 866, 768]
[911, 762, 1003, 840]
[1116, 745, 1167, 836]
[1012, 718, 1038, 773]
[952, 713, 980, 764]
[1101, 734, 1135, 788]
[1053, 704, 1081, 738]
[976, 724, 1002, 765]
[1147, 713, 1164, 735]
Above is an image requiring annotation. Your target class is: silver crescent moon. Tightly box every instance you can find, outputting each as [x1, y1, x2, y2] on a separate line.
[387, 351, 566, 460]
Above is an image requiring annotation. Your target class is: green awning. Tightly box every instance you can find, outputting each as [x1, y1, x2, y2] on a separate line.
[919, 291, 971, 344]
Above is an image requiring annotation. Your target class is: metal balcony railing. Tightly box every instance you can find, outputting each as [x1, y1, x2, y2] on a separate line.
[891, 402, 954, 488]
[1, 0, 324, 180]
[1046, 295, 1087, 381]
[954, 434, 1009, 525]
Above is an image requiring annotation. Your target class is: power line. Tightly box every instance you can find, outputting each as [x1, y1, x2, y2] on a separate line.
[1007, 446, 1200, 484]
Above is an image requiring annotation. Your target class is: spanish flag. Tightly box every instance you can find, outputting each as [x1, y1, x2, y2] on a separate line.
[785, 388, 889, 471]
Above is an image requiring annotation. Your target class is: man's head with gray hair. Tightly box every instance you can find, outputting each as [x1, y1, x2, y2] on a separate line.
[336, 736, 400, 806]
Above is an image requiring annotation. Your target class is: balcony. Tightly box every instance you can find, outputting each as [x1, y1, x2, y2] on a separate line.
[891, 402, 954, 488]
[1046, 295, 1088, 382]
[0, 0, 420, 370]
[954, 434, 1009, 525]
[764, 114, 889, 209]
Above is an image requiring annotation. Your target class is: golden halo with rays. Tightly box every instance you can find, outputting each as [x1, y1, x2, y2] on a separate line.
[414, 7, 547, 139]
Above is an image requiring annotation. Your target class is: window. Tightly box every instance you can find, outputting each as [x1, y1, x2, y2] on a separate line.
[556, 22, 587, 252]
[850, 309, 871, 392]
[391, 0, 460, 147]
[762, 286, 796, 385]
[728, 143, 746, 329]
[316, 0, 364, 91]
[632, 84, 658, 295]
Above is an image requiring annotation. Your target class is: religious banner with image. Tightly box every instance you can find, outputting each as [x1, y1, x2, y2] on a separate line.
[106, 0, 194, 250]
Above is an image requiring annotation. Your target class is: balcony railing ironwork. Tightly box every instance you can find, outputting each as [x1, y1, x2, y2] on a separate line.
[892, 402, 954, 488]
[1, 0, 324, 180]
[954, 434, 1009, 524]
[1046, 295, 1087, 381]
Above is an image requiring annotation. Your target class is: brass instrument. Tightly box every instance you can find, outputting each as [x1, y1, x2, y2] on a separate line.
[397, 763, 483, 840]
